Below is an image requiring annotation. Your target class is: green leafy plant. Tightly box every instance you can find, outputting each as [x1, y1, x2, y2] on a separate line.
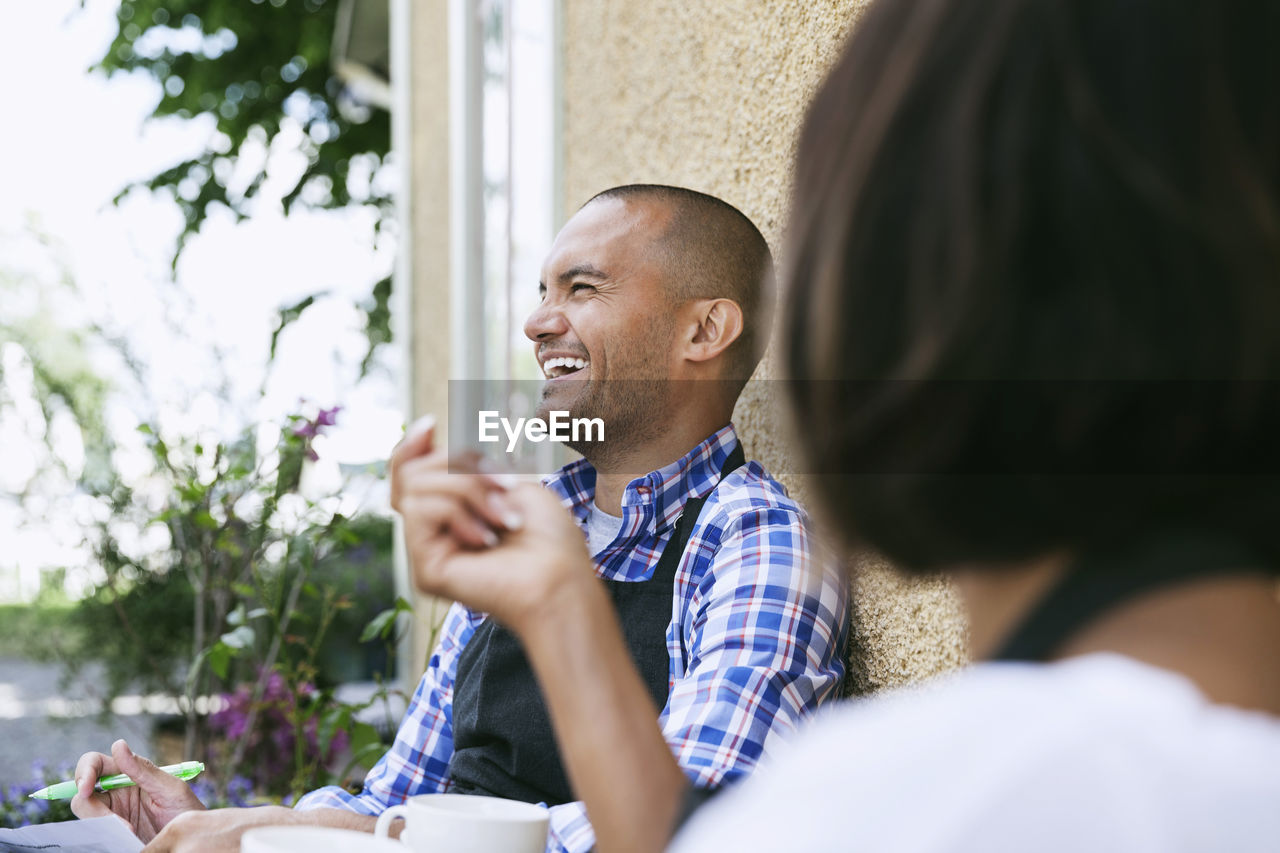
[62, 406, 405, 799]
[4, 23, 404, 787]
[89, 0, 393, 372]
[0, 764, 75, 829]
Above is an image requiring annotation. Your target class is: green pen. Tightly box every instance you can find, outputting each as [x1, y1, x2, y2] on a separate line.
[28, 760, 206, 800]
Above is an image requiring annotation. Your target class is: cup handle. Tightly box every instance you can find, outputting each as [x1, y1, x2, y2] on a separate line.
[374, 804, 408, 839]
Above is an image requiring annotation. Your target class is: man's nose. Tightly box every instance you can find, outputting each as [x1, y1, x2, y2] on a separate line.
[523, 298, 569, 342]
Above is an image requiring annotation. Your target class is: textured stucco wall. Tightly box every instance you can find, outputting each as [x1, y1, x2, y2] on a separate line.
[561, 0, 968, 692]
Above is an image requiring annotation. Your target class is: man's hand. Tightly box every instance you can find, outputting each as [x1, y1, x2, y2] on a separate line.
[390, 416, 599, 633]
[138, 805, 317, 853]
[71, 739, 206, 843]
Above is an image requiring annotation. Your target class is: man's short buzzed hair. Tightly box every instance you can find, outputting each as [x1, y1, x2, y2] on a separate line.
[585, 184, 775, 383]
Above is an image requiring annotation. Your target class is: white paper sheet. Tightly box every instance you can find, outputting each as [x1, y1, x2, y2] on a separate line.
[0, 815, 144, 853]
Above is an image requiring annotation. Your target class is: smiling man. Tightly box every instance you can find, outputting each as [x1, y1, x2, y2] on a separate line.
[527, 187, 769, 488]
[70, 185, 848, 853]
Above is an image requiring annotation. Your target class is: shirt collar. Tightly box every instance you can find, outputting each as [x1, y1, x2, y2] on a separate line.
[544, 423, 742, 536]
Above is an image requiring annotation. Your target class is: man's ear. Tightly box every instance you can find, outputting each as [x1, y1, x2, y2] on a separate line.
[683, 298, 744, 364]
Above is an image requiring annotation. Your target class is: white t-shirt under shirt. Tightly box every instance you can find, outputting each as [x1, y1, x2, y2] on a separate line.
[585, 500, 625, 556]
[672, 653, 1280, 852]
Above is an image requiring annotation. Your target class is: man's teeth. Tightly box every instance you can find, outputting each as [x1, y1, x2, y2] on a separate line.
[543, 356, 588, 377]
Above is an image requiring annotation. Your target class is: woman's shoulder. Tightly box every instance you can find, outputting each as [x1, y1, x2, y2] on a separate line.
[673, 653, 1280, 853]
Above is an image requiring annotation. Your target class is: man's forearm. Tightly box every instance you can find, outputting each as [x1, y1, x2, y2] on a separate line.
[520, 580, 689, 853]
[285, 807, 387, 835]
[144, 805, 397, 852]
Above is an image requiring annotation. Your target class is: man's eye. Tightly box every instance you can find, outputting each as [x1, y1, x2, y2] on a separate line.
[571, 283, 596, 294]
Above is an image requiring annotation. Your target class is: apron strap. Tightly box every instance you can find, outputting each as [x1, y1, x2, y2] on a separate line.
[655, 442, 747, 578]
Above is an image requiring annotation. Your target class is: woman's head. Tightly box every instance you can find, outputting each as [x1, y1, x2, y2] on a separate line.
[784, 0, 1280, 571]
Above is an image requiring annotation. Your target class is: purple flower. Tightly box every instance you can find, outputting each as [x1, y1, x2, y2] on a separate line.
[207, 668, 347, 796]
[226, 775, 256, 808]
[189, 778, 216, 804]
[1, 762, 77, 828]
[289, 406, 340, 461]
[291, 406, 341, 439]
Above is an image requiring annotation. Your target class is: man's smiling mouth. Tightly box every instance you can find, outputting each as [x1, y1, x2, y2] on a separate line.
[542, 356, 589, 379]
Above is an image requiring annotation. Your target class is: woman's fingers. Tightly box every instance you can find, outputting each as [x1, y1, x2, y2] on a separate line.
[394, 459, 523, 537]
[390, 415, 436, 469]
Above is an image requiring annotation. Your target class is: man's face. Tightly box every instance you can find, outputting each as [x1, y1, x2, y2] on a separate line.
[524, 196, 679, 457]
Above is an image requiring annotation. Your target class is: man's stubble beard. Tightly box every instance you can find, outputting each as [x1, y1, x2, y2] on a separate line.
[567, 377, 670, 469]
[536, 316, 675, 471]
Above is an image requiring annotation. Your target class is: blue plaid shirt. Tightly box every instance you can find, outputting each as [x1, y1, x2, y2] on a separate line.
[296, 425, 849, 851]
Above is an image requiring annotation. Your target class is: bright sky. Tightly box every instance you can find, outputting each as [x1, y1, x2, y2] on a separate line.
[0, 0, 404, 600]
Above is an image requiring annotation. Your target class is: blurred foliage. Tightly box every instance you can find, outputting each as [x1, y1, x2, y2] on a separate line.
[89, 0, 393, 373]
[207, 667, 352, 797]
[57, 407, 406, 798]
[0, 602, 81, 661]
[0, 235, 117, 490]
[0, 764, 76, 829]
[3, 252, 403, 800]
[67, 503, 397, 705]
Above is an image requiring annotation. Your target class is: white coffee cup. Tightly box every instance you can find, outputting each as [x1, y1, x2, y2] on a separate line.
[373, 793, 549, 853]
[241, 826, 405, 853]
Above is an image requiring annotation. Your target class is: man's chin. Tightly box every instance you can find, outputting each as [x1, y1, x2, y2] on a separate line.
[536, 380, 588, 420]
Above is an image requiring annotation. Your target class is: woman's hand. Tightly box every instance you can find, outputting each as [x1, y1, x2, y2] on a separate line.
[390, 416, 599, 634]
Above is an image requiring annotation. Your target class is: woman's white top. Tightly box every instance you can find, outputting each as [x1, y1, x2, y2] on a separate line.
[671, 653, 1280, 852]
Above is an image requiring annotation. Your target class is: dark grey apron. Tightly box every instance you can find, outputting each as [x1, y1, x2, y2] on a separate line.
[447, 444, 745, 805]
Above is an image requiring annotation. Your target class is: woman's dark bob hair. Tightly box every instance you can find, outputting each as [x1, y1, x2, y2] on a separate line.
[784, 0, 1280, 572]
